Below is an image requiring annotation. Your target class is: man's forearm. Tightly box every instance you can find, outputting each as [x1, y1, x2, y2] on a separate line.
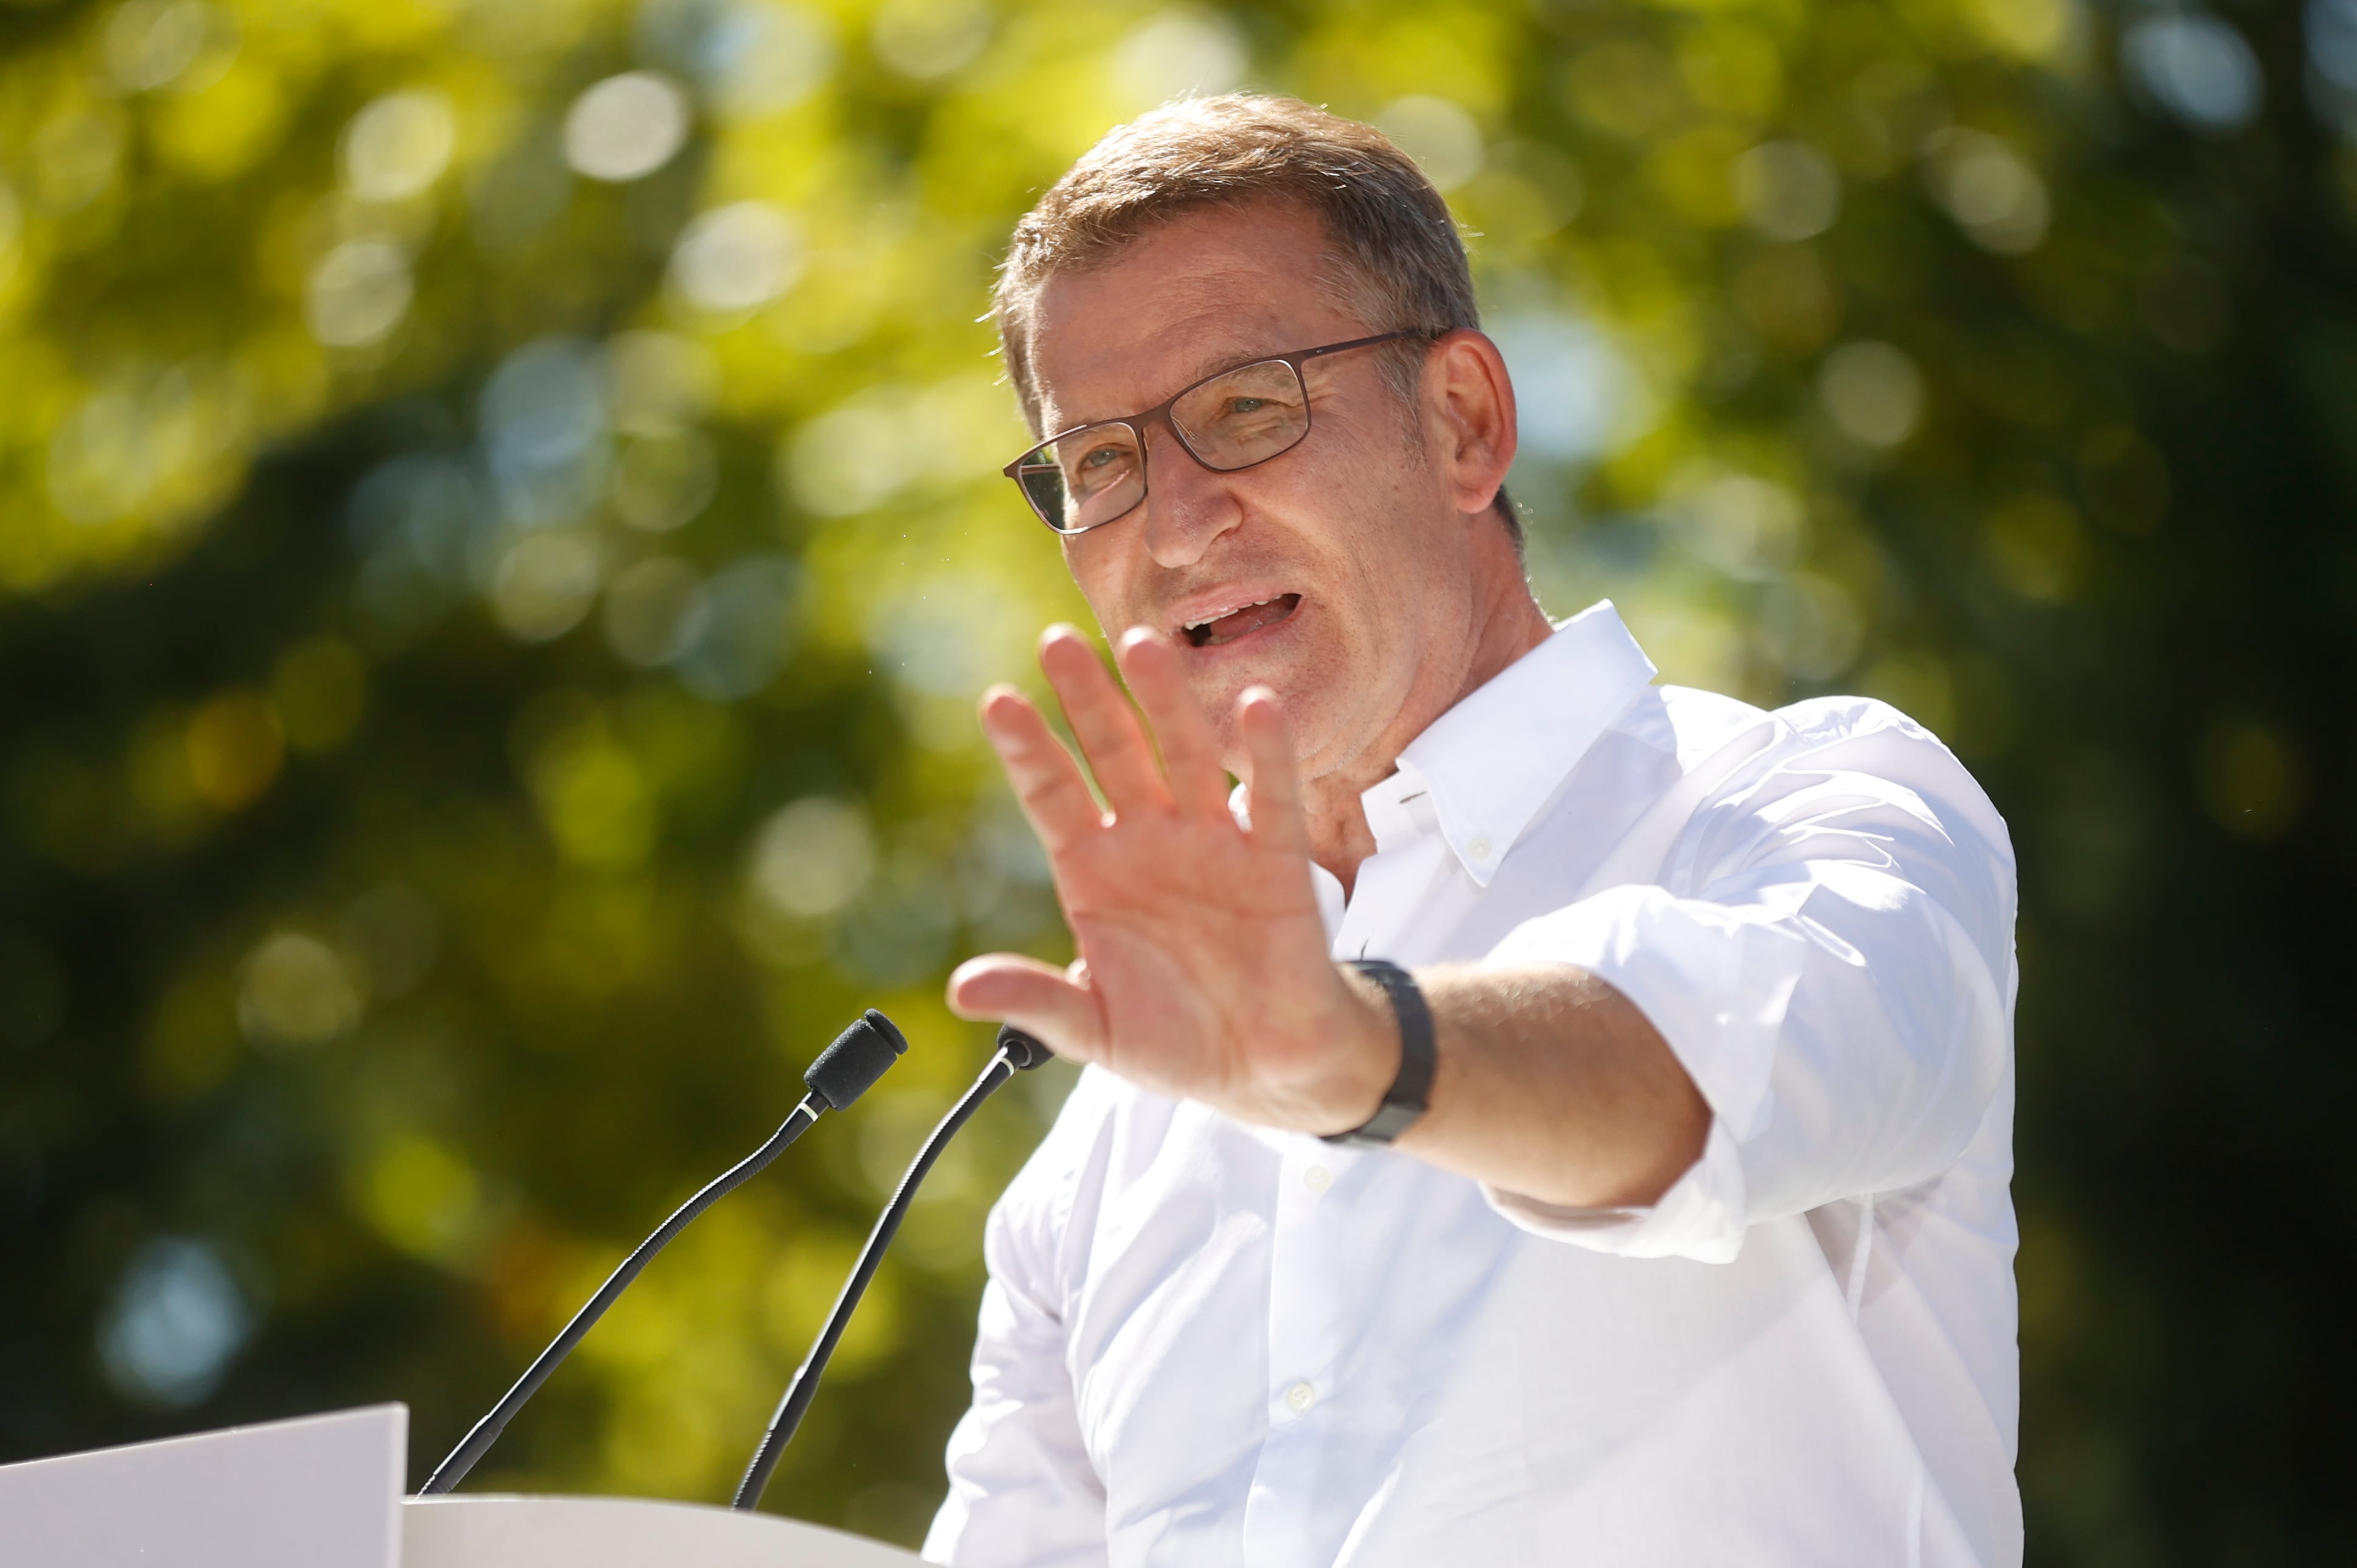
[1325, 962, 1711, 1210]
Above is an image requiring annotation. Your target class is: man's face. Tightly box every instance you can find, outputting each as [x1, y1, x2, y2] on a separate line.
[1023, 203, 1484, 786]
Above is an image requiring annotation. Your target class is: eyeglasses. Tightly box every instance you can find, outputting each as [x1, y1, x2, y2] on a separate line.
[1002, 330, 1429, 535]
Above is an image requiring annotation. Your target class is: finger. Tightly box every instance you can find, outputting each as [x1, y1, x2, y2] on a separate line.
[981, 685, 1102, 855]
[1039, 625, 1169, 815]
[1238, 686, 1310, 856]
[1116, 628, 1229, 816]
[947, 953, 1107, 1064]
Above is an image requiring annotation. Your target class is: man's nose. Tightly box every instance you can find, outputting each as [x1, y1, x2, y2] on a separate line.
[1140, 425, 1244, 569]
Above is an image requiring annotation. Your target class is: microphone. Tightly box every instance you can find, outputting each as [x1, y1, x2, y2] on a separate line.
[732, 1024, 1054, 1512]
[418, 1009, 909, 1495]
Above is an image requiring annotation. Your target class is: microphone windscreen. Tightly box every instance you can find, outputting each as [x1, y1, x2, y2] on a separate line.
[995, 1024, 1056, 1071]
[804, 1009, 908, 1109]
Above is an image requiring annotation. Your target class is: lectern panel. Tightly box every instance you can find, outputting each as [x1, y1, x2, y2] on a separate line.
[402, 1495, 923, 1566]
[0, 1404, 405, 1568]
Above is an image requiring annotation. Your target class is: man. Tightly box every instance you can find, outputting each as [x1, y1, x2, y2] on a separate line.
[925, 96, 2019, 1567]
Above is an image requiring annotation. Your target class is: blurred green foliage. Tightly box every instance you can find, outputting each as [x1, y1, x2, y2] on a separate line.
[2, 0, 2352, 1557]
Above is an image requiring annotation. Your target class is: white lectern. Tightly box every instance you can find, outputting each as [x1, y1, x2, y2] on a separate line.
[0, 1405, 921, 1567]
[404, 1494, 919, 1566]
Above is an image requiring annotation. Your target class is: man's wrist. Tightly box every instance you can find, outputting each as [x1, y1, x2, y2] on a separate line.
[1319, 961, 1436, 1147]
[1299, 963, 1402, 1137]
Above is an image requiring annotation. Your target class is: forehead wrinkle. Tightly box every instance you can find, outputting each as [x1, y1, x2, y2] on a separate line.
[1157, 256, 1368, 369]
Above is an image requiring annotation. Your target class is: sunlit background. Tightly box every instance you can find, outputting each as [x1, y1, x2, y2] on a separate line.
[2, 0, 2352, 1558]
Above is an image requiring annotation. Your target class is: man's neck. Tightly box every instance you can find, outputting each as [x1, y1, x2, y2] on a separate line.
[1304, 564, 1553, 896]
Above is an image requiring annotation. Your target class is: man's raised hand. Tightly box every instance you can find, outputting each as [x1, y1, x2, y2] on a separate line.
[946, 625, 1391, 1134]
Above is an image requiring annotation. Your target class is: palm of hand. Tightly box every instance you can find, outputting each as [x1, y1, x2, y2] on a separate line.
[1052, 779, 1336, 1114]
[949, 626, 1376, 1131]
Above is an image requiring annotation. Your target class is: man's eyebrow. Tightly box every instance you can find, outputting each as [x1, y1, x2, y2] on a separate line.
[1064, 335, 1291, 428]
[1174, 342, 1277, 388]
[1157, 284, 1300, 387]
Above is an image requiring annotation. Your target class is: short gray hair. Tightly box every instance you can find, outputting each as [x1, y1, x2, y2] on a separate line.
[993, 94, 1518, 547]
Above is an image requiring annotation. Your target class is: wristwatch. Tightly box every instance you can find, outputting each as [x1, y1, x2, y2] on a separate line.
[1320, 959, 1435, 1148]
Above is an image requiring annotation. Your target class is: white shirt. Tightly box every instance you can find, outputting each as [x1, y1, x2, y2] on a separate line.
[925, 602, 2021, 1568]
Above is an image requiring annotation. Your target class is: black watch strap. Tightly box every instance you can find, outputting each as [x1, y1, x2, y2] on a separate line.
[1321, 959, 1435, 1149]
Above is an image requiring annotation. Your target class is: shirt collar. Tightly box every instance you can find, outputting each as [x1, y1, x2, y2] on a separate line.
[1363, 600, 1656, 887]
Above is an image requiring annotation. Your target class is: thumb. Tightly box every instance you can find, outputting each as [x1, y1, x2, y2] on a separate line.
[947, 953, 1107, 1064]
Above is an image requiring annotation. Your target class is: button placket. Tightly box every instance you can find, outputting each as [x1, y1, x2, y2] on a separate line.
[1245, 765, 1463, 1566]
[1242, 1139, 1353, 1568]
[1267, 1143, 1350, 1392]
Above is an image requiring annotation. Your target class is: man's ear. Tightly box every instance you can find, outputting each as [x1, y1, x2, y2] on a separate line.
[1421, 329, 1518, 519]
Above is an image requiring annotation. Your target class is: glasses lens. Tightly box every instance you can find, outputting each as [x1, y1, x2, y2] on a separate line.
[1017, 422, 1144, 533]
[1171, 360, 1309, 471]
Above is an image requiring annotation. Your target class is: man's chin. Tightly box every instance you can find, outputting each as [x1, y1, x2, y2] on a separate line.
[1184, 649, 1299, 721]
[1168, 609, 1356, 768]
[1192, 673, 1348, 786]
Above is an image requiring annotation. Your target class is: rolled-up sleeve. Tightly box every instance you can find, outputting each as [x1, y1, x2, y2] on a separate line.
[1480, 705, 2017, 1264]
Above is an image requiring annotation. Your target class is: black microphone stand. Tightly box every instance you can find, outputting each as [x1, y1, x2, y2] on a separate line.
[732, 1025, 1054, 1512]
[418, 1009, 910, 1496]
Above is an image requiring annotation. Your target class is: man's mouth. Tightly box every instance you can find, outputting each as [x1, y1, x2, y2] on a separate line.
[1181, 593, 1302, 648]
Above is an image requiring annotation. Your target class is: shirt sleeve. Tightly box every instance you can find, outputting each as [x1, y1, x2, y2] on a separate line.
[1479, 702, 2016, 1265]
[922, 1082, 1111, 1567]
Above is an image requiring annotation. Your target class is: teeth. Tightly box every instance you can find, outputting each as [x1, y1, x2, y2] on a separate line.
[1183, 596, 1279, 631]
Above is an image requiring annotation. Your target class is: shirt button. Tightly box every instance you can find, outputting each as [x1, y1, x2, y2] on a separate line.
[1284, 1381, 1317, 1413]
[1468, 834, 1494, 861]
[1302, 1164, 1333, 1195]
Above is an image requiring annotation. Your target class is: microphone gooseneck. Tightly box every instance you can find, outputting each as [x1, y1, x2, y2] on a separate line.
[732, 1024, 1053, 1512]
[419, 1009, 909, 1496]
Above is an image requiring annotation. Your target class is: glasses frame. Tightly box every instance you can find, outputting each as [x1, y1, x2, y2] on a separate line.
[1001, 329, 1431, 536]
